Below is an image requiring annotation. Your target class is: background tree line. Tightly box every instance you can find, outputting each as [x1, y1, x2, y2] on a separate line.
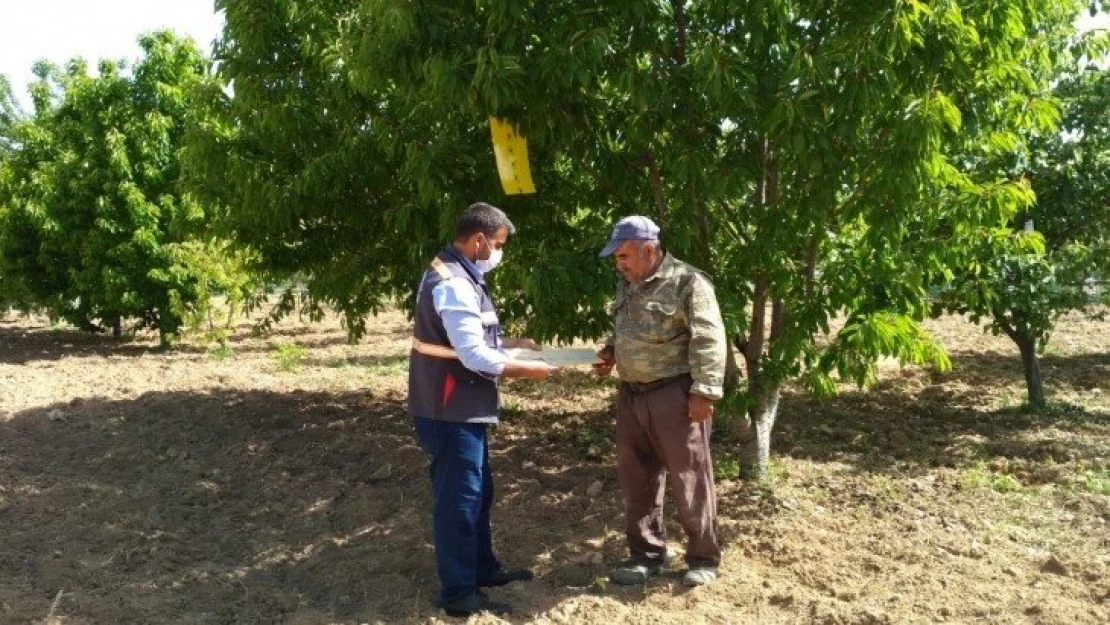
[0, 32, 261, 346]
[0, 0, 1106, 478]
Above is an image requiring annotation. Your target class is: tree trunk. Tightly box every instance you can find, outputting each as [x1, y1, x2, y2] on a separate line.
[739, 383, 781, 481]
[157, 307, 172, 350]
[671, 0, 688, 65]
[643, 151, 670, 228]
[1014, 333, 1046, 408]
[734, 273, 766, 478]
[736, 137, 782, 482]
[111, 316, 122, 340]
[998, 317, 1046, 409]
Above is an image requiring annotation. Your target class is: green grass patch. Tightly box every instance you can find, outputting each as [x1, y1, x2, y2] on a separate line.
[765, 458, 788, 486]
[958, 464, 988, 491]
[366, 355, 408, 376]
[809, 486, 830, 503]
[579, 422, 611, 446]
[501, 401, 526, 420]
[871, 474, 902, 501]
[713, 452, 785, 487]
[991, 473, 1022, 493]
[959, 461, 1023, 493]
[209, 342, 234, 362]
[272, 340, 306, 372]
[713, 452, 741, 482]
[1082, 468, 1110, 495]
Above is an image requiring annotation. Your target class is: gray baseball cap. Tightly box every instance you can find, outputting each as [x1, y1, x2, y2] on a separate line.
[599, 215, 661, 257]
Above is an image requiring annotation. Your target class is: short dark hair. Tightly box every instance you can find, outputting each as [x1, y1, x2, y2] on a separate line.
[454, 202, 516, 240]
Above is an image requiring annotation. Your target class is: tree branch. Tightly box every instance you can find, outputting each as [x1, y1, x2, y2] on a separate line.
[744, 138, 778, 378]
[804, 233, 820, 299]
[746, 275, 767, 375]
[770, 296, 786, 344]
[672, 0, 688, 66]
[694, 189, 716, 276]
[717, 199, 751, 245]
[642, 151, 670, 229]
[833, 128, 891, 220]
[993, 307, 1020, 343]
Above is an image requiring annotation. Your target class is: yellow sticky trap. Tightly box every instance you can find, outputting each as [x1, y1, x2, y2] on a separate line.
[489, 117, 536, 195]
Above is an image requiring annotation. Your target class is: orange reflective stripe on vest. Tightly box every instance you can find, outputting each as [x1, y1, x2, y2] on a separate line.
[411, 337, 459, 359]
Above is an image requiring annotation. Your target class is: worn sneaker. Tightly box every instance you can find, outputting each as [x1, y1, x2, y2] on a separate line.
[479, 566, 534, 587]
[610, 561, 664, 585]
[681, 567, 718, 587]
[442, 592, 513, 618]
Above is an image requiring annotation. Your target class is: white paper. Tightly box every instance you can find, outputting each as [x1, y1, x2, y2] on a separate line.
[505, 347, 602, 366]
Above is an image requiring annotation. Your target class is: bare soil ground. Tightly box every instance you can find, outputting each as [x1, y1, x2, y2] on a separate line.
[0, 308, 1106, 624]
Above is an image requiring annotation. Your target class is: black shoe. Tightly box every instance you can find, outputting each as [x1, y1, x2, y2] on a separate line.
[479, 566, 534, 587]
[442, 592, 513, 618]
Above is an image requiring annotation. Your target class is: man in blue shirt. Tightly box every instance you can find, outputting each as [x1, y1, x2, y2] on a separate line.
[409, 202, 559, 618]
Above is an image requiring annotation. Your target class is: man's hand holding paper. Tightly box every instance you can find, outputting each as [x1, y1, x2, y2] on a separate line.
[504, 346, 604, 368]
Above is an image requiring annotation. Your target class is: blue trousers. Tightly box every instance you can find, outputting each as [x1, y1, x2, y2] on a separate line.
[413, 417, 501, 605]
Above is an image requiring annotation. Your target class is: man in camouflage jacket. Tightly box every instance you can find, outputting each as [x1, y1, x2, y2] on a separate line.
[594, 215, 728, 587]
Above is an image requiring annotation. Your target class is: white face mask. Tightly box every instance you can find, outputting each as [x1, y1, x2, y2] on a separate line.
[476, 246, 503, 272]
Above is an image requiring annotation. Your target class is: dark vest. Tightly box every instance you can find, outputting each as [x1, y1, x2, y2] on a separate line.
[408, 247, 501, 423]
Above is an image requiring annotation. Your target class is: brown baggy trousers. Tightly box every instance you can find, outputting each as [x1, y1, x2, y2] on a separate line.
[616, 374, 720, 568]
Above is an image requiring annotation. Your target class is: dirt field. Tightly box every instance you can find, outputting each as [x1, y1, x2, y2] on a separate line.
[1, 307, 1106, 624]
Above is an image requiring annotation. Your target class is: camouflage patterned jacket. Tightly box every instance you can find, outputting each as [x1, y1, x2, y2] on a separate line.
[605, 253, 727, 399]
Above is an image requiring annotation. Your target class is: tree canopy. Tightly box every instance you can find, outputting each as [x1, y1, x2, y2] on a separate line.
[0, 75, 20, 155]
[191, 0, 1088, 477]
[185, 0, 619, 339]
[0, 31, 244, 344]
[938, 33, 1109, 406]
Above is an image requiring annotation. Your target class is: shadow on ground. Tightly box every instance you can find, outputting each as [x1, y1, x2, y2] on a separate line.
[0, 322, 365, 365]
[0, 385, 677, 624]
[2, 345, 1105, 622]
[942, 349, 1109, 394]
[756, 349, 1109, 478]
